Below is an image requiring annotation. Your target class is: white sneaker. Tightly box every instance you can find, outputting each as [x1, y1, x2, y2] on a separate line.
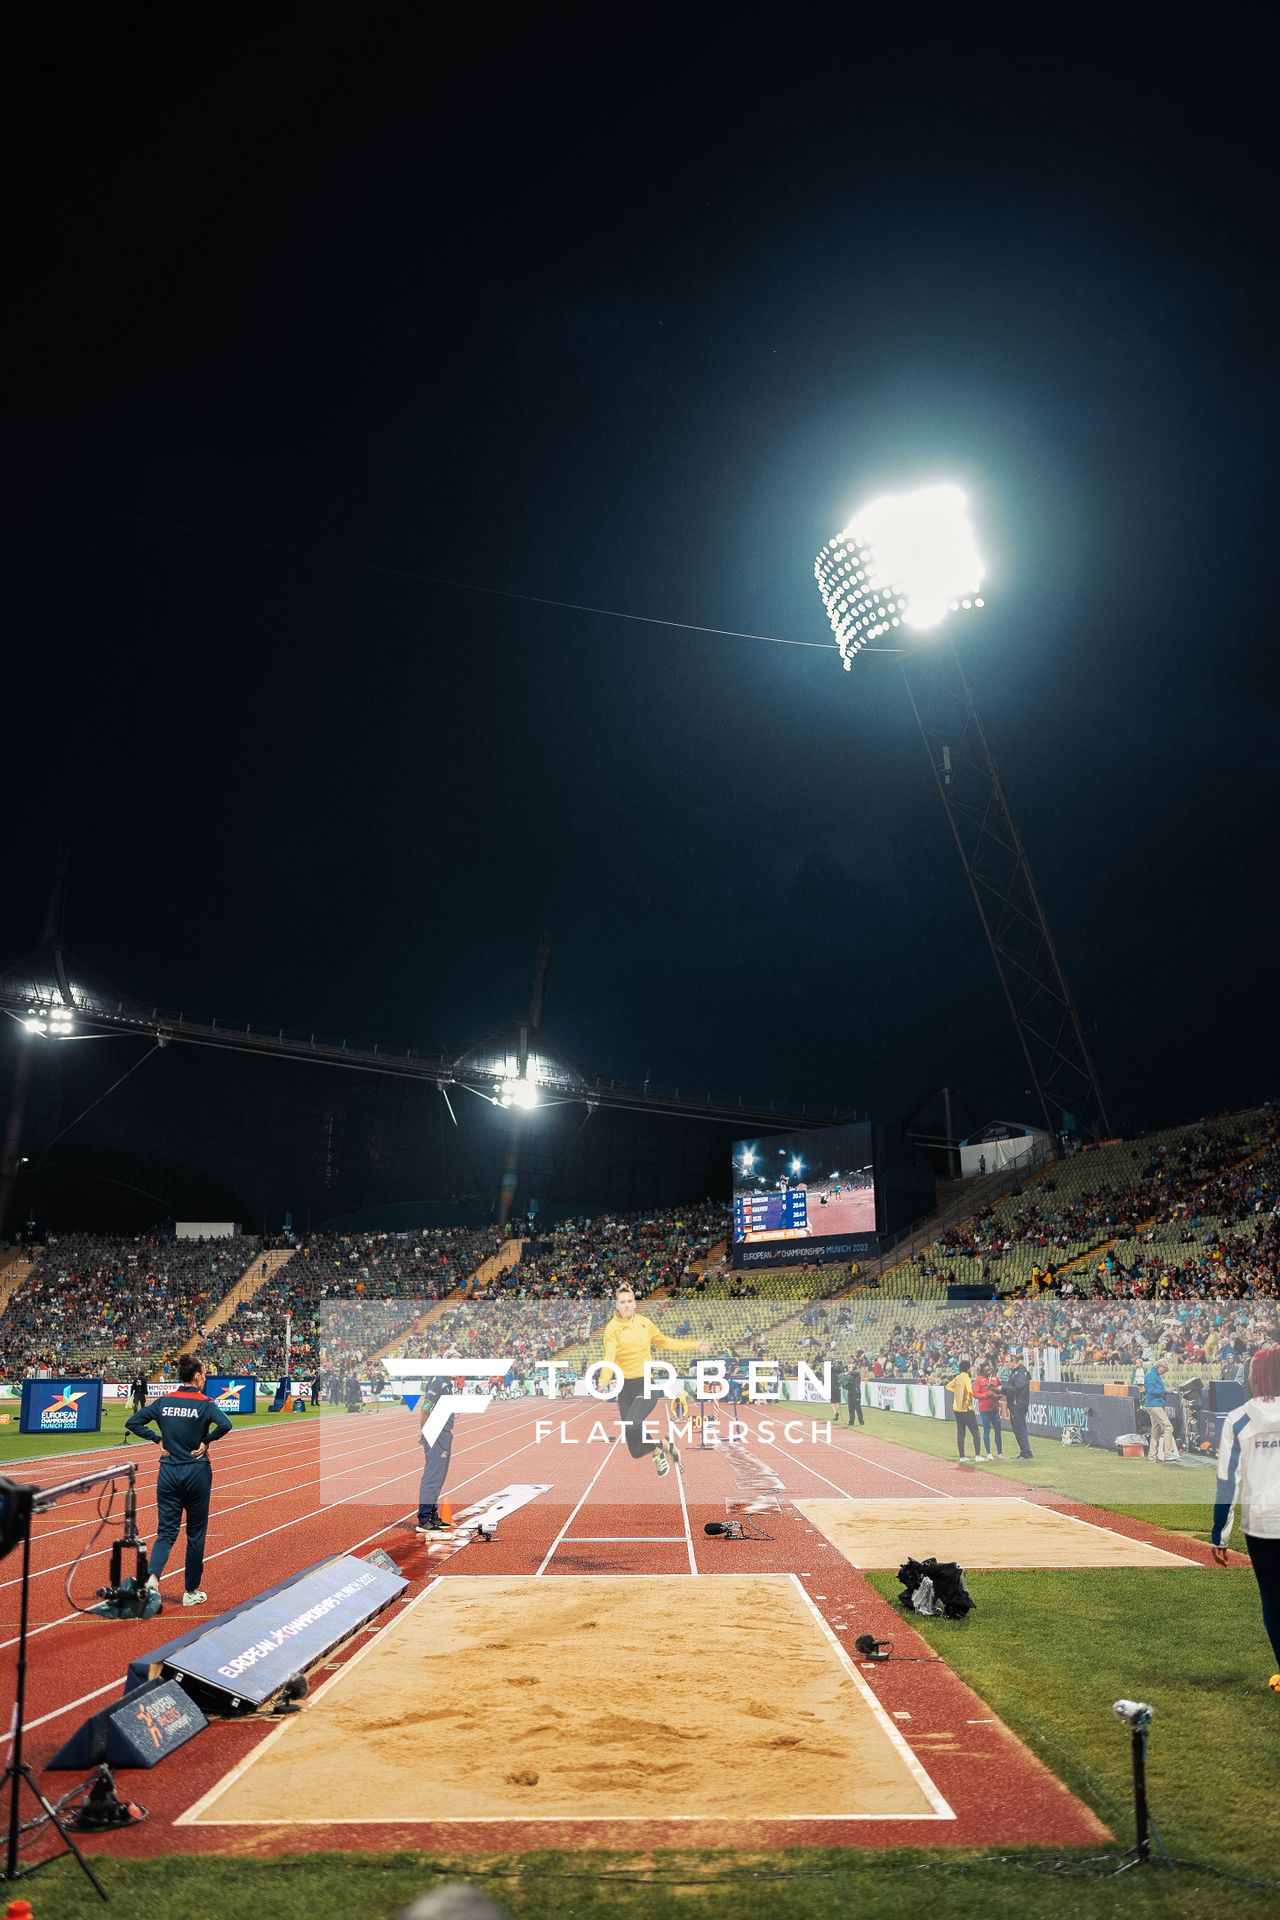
[145, 1574, 160, 1595]
[182, 1589, 207, 1607]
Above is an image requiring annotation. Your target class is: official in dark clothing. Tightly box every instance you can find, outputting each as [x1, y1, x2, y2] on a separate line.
[125, 1354, 232, 1606]
[846, 1365, 865, 1426]
[1005, 1361, 1034, 1458]
[416, 1380, 454, 1534]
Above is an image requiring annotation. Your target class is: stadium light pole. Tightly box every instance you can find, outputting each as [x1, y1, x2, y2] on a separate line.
[814, 484, 1110, 1143]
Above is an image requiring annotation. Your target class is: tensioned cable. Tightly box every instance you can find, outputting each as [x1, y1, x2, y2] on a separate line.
[4, 485, 837, 650]
[35, 1040, 161, 1154]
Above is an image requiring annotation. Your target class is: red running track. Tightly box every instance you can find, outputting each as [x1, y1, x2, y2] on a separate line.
[6, 1398, 1210, 1864]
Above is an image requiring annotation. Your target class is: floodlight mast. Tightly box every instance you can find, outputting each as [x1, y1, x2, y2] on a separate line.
[815, 488, 1110, 1143]
[902, 648, 1111, 1142]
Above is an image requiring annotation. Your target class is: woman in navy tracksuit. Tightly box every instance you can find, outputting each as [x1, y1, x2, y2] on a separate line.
[126, 1354, 232, 1606]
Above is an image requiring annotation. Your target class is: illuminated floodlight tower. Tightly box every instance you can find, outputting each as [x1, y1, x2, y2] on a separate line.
[815, 484, 1110, 1143]
[814, 483, 985, 668]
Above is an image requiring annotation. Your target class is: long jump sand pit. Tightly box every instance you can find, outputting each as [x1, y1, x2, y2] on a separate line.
[184, 1573, 949, 1825]
[797, 1497, 1201, 1569]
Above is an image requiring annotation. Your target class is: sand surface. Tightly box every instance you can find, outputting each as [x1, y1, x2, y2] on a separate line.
[796, 1497, 1200, 1568]
[188, 1573, 946, 1823]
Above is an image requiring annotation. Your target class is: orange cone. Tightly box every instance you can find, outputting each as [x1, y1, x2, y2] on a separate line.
[6, 1899, 36, 1918]
[438, 1499, 453, 1526]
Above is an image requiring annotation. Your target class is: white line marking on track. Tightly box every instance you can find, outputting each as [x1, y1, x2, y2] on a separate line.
[535, 1435, 621, 1574]
[672, 1434, 698, 1575]
[3, 1417, 452, 1584]
[17, 1406, 594, 1740]
[5, 1407, 591, 1658]
[759, 1421, 960, 1500]
[787, 1574, 952, 1820]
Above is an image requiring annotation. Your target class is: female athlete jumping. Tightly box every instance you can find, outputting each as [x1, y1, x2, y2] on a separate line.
[602, 1285, 708, 1475]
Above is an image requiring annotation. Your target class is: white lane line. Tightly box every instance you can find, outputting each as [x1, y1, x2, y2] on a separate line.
[672, 1434, 698, 1574]
[746, 1419, 958, 1502]
[1, 1410, 362, 1486]
[4, 1405, 541, 1588]
[17, 1407, 590, 1738]
[12, 1400, 540, 1518]
[3, 1424, 423, 1578]
[535, 1436, 621, 1575]
[4, 1408, 586, 1655]
[788, 1572, 953, 1821]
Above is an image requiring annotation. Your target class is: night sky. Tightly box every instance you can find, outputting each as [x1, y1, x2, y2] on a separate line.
[4, 22, 1277, 1139]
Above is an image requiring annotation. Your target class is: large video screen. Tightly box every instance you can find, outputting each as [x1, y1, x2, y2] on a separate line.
[731, 1121, 878, 1267]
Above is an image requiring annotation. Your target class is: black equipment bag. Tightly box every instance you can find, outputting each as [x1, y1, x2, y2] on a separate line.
[896, 1554, 976, 1619]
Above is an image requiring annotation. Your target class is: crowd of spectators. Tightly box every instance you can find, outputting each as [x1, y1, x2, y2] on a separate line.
[906, 1109, 1280, 1295]
[212, 1226, 508, 1375]
[499, 1204, 726, 1300]
[5, 1104, 1277, 1396]
[0, 1231, 257, 1377]
[784, 1287, 1280, 1393]
[375, 1204, 727, 1385]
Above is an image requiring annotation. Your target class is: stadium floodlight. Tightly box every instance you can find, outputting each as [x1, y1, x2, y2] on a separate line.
[498, 1076, 539, 1110]
[814, 482, 984, 671]
[813, 478, 1110, 1146]
[20, 1003, 75, 1037]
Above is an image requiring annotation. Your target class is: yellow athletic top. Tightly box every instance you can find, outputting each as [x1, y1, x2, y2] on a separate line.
[947, 1370, 975, 1412]
[602, 1314, 700, 1381]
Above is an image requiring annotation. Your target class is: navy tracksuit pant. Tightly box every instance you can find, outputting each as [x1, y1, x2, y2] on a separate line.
[418, 1428, 454, 1523]
[150, 1457, 213, 1590]
[1248, 1535, 1280, 1667]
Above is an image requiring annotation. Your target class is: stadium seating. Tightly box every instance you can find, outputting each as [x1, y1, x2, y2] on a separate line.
[0, 1232, 262, 1377]
[1, 1106, 1275, 1397]
[211, 1226, 508, 1377]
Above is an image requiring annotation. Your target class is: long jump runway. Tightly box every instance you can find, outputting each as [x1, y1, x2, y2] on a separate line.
[5, 1398, 1218, 1861]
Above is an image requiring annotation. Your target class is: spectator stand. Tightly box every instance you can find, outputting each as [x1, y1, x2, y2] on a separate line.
[177, 1244, 299, 1356]
[0, 1230, 262, 1380]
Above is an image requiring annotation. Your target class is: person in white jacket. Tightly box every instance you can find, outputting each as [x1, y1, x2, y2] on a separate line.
[1211, 1343, 1280, 1690]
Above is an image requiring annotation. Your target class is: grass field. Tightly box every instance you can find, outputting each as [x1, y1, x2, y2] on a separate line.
[16, 1842, 1280, 1920]
[7, 1403, 1277, 1920]
[830, 1401, 1218, 1503]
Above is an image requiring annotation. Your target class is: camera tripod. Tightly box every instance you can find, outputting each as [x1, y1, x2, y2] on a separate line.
[3, 1500, 108, 1900]
[2, 1458, 147, 1903]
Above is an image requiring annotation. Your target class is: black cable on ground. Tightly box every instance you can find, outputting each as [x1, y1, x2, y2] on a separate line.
[63, 1477, 120, 1614]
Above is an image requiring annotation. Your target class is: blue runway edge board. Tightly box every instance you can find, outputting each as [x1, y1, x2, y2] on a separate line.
[161, 1552, 408, 1706]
